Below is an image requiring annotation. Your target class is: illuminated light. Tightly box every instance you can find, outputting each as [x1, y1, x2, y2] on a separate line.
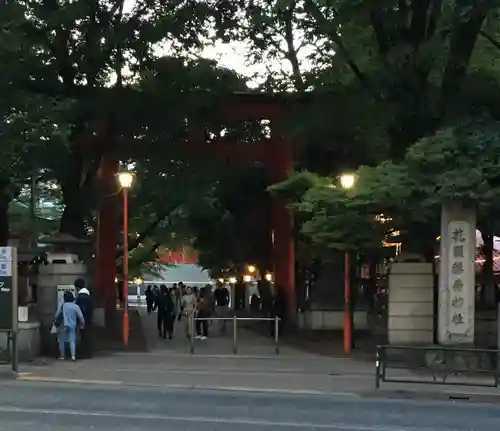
[382, 242, 402, 248]
[264, 273, 273, 282]
[218, 278, 224, 283]
[340, 173, 356, 189]
[118, 172, 134, 188]
[243, 275, 252, 282]
[375, 213, 393, 223]
[133, 277, 143, 285]
[114, 277, 118, 283]
[247, 265, 256, 274]
[228, 277, 237, 284]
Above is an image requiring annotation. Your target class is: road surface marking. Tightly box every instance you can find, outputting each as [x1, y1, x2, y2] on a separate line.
[16, 375, 361, 397]
[0, 405, 437, 430]
[18, 376, 122, 385]
[96, 367, 372, 378]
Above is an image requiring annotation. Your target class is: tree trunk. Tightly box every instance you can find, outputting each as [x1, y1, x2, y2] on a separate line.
[0, 180, 20, 246]
[59, 195, 87, 238]
[59, 148, 100, 238]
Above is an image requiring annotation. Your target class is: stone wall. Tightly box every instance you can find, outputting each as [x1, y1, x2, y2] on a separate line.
[388, 262, 434, 344]
[297, 309, 368, 330]
[0, 321, 41, 362]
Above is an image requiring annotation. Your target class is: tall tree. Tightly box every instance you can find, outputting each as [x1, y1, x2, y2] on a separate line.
[10, 0, 239, 238]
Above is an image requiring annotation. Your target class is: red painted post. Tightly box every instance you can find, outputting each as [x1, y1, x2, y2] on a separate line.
[122, 186, 129, 347]
[270, 135, 296, 316]
[344, 251, 352, 355]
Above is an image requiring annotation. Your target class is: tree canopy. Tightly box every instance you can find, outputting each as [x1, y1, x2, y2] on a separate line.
[2, 0, 500, 276]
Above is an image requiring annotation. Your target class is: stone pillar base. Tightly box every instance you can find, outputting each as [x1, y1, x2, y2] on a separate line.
[388, 262, 434, 344]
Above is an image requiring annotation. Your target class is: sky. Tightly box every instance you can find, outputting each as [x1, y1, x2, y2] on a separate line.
[122, 0, 302, 85]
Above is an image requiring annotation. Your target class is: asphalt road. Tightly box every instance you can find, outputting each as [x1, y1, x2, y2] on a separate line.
[1, 381, 500, 430]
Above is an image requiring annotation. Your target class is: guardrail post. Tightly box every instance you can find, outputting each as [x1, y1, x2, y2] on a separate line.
[496, 350, 500, 387]
[11, 331, 18, 375]
[375, 345, 381, 389]
[190, 315, 195, 354]
[274, 317, 280, 355]
[6, 332, 11, 364]
[233, 315, 238, 355]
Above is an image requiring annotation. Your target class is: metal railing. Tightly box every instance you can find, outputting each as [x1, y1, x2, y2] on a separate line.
[189, 315, 280, 355]
[375, 344, 500, 389]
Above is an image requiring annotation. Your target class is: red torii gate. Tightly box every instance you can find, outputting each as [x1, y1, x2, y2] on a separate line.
[95, 92, 296, 320]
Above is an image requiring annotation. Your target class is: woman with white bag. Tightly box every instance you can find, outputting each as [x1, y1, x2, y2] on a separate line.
[53, 291, 85, 361]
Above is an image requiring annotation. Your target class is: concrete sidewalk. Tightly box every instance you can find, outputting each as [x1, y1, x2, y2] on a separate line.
[14, 352, 500, 403]
[16, 309, 377, 394]
[11, 310, 500, 402]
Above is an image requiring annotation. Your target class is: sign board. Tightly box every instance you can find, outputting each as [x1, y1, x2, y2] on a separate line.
[446, 221, 472, 336]
[0, 246, 13, 262]
[57, 284, 76, 305]
[0, 247, 17, 332]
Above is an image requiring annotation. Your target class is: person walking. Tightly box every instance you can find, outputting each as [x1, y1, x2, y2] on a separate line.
[195, 288, 211, 340]
[270, 287, 286, 337]
[145, 286, 154, 314]
[153, 285, 175, 339]
[214, 282, 230, 334]
[54, 291, 85, 361]
[180, 286, 197, 338]
[74, 279, 93, 358]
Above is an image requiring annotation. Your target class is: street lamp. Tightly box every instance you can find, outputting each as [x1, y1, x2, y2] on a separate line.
[264, 273, 273, 282]
[118, 171, 134, 347]
[227, 277, 237, 313]
[340, 173, 356, 356]
[340, 173, 356, 190]
[247, 264, 256, 274]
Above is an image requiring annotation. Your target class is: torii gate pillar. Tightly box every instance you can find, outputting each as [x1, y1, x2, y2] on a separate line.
[271, 135, 296, 316]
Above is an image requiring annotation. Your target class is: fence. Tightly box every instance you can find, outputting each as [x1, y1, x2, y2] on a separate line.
[189, 316, 280, 355]
[375, 344, 500, 389]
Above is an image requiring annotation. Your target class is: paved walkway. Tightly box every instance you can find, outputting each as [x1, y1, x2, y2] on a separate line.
[9, 310, 500, 401]
[140, 307, 314, 357]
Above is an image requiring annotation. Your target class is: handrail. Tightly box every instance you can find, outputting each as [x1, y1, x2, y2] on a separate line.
[189, 315, 280, 355]
[375, 344, 500, 389]
[192, 317, 277, 321]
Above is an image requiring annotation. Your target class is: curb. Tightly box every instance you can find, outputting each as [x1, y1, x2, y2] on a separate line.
[115, 352, 340, 360]
[363, 389, 500, 404]
[16, 375, 360, 397]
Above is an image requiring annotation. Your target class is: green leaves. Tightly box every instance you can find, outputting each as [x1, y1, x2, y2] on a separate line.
[277, 114, 500, 255]
[405, 116, 500, 211]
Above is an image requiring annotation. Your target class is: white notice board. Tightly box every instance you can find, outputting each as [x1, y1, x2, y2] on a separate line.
[57, 284, 76, 305]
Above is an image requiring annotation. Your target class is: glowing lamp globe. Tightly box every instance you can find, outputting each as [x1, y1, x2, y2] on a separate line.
[118, 172, 134, 188]
[340, 174, 356, 189]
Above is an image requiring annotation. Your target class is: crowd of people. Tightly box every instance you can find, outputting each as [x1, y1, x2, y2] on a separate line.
[51, 279, 285, 359]
[144, 282, 230, 340]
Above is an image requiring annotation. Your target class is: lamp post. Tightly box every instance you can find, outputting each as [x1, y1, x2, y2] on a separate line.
[228, 277, 237, 313]
[340, 173, 356, 355]
[118, 172, 134, 347]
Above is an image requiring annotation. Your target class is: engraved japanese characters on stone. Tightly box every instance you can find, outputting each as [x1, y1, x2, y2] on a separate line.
[451, 261, 464, 275]
[452, 279, 463, 292]
[451, 313, 464, 324]
[451, 297, 464, 308]
[453, 245, 464, 258]
[451, 228, 466, 243]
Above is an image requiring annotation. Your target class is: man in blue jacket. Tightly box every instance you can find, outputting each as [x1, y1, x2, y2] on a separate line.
[75, 279, 93, 358]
